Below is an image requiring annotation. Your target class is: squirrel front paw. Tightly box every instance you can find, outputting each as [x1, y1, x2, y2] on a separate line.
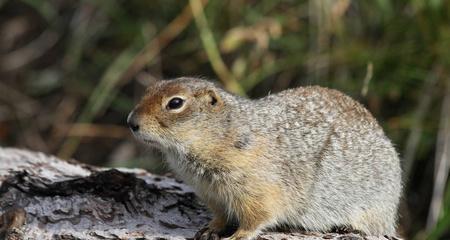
[225, 229, 257, 240]
[194, 226, 220, 240]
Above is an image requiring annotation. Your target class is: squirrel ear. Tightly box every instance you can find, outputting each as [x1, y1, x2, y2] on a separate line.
[200, 89, 223, 109]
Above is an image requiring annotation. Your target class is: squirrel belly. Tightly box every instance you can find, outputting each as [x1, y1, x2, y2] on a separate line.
[128, 77, 402, 240]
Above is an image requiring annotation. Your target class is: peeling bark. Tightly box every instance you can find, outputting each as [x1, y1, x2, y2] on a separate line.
[0, 148, 397, 240]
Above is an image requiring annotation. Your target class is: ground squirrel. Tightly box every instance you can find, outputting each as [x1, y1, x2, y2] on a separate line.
[127, 77, 402, 240]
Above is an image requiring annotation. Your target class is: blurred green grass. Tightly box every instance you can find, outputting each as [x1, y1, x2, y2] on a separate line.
[0, 0, 449, 239]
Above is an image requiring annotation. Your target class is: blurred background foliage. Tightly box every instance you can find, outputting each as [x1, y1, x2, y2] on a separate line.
[0, 0, 449, 239]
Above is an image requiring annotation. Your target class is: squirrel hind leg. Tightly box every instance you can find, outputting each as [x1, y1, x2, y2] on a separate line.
[349, 208, 397, 236]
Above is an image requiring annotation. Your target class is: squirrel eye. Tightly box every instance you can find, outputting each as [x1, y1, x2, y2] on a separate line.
[167, 97, 184, 110]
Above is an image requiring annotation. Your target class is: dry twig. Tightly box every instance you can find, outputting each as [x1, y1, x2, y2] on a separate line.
[58, 2, 201, 159]
[426, 80, 450, 230]
[402, 65, 442, 182]
[189, 0, 245, 96]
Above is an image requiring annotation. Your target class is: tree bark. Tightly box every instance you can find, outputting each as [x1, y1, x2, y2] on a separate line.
[0, 148, 396, 240]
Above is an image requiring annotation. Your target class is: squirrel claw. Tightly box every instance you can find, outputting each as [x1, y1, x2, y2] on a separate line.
[194, 227, 220, 240]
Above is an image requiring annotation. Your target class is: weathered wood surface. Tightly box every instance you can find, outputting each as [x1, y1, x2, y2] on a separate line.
[0, 148, 396, 240]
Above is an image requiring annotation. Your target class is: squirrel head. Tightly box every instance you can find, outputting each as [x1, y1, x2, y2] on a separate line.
[127, 77, 227, 151]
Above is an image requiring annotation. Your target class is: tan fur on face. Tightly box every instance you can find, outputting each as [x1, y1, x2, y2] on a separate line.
[135, 84, 191, 128]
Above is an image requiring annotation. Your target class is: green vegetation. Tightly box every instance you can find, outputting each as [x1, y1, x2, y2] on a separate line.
[0, 0, 449, 239]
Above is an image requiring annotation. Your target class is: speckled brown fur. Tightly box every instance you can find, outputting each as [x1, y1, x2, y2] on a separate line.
[128, 77, 402, 240]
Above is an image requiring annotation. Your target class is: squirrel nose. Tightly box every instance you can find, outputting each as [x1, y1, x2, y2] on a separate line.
[127, 111, 140, 132]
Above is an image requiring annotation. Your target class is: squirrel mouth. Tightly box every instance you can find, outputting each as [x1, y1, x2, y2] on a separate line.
[143, 138, 161, 147]
[143, 138, 157, 144]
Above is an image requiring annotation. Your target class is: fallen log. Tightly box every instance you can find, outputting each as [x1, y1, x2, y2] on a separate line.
[0, 148, 397, 240]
